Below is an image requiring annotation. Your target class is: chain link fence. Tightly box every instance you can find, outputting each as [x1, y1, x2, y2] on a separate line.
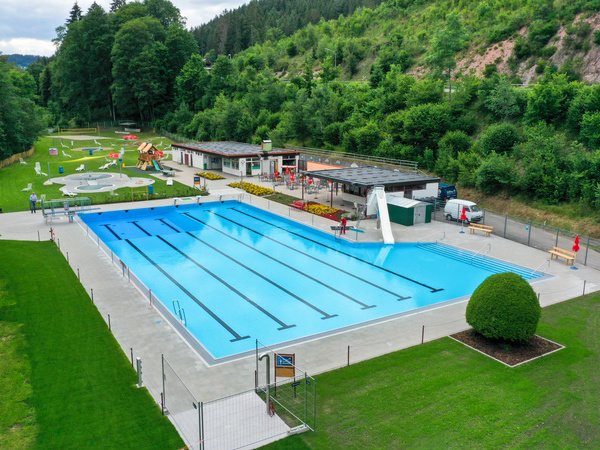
[431, 204, 600, 270]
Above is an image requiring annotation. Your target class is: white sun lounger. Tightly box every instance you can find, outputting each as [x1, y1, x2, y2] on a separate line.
[75, 164, 85, 172]
[22, 183, 32, 191]
[62, 188, 78, 197]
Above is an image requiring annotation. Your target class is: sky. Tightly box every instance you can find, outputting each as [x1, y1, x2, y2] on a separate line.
[0, 0, 248, 57]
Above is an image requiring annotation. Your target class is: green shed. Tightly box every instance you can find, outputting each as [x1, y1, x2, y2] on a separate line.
[386, 195, 432, 226]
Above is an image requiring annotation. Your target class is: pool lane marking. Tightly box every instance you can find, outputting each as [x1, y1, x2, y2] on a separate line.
[156, 236, 296, 331]
[131, 221, 152, 236]
[157, 218, 181, 233]
[124, 239, 249, 342]
[227, 208, 444, 293]
[182, 212, 376, 310]
[206, 210, 413, 299]
[184, 231, 338, 320]
[102, 224, 122, 240]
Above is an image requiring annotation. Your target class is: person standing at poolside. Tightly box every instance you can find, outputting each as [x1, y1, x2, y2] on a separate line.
[29, 192, 38, 213]
[341, 216, 347, 234]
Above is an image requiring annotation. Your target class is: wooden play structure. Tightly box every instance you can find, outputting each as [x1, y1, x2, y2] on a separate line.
[136, 142, 165, 171]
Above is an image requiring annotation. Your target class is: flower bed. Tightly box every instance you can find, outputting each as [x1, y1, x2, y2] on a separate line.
[196, 171, 224, 180]
[305, 203, 345, 221]
[228, 181, 275, 196]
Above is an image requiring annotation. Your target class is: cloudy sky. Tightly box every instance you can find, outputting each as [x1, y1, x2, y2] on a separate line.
[0, 0, 248, 57]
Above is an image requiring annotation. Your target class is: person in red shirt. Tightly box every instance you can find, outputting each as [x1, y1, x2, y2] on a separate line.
[341, 216, 347, 234]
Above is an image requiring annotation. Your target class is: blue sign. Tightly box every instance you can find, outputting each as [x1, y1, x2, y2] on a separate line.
[276, 355, 294, 367]
[291, 381, 301, 387]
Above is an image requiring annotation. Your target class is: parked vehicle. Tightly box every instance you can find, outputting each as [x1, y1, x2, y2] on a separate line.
[438, 183, 457, 200]
[444, 199, 482, 223]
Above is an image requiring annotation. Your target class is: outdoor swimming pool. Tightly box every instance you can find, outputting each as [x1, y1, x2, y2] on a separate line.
[80, 201, 545, 362]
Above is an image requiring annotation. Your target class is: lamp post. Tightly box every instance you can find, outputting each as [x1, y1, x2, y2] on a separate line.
[325, 48, 337, 67]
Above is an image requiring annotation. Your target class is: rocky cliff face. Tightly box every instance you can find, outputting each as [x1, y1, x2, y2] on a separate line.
[453, 12, 600, 84]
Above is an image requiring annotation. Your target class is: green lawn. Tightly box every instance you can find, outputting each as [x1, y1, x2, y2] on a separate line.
[264, 293, 600, 448]
[1, 130, 200, 213]
[0, 240, 184, 449]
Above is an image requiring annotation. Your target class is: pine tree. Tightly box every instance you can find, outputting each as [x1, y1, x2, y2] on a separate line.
[67, 2, 82, 24]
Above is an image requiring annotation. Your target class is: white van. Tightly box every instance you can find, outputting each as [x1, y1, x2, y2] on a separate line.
[444, 199, 483, 223]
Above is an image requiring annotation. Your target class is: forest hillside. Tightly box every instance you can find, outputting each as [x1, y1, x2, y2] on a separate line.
[8, 0, 600, 229]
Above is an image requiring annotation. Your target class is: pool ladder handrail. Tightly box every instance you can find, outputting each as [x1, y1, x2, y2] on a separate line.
[172, 300, 187, 326]
[417, 231, 445, 244]
[471, 243, 491, 262]
[530, 258, 551, 277]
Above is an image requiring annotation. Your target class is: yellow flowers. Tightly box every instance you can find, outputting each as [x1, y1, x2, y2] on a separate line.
[305, 204, 337, 216]
[228, 182, 275, 196]
[196, 172, 224, 180]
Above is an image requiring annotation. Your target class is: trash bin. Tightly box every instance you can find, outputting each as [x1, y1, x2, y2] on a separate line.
[59, 166, 64, 174]
[89, 149, 93, 155]
[148, 185, 154, 195]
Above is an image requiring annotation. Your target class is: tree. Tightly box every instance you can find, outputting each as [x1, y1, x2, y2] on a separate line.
[175, 54, 210, 110]
[144, 0, 185, 28]
[466, 273, 541, 342]
[475, 153, 517, 195]
[67, 2, 83, 24]
[111, 17, 169, 120]
[479, 123, 520, 155]
[0, 57, 47, 158]
[110, 0, 126, 12]
[484, 75, 522, 120]
[426, 11, 468, 101]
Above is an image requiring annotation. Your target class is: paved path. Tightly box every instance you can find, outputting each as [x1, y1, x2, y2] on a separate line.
[2, 160, 599, 449]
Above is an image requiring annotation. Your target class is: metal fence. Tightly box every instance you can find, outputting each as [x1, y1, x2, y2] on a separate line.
[430, 204, 600, 270]
[256, 340, 316, 434]
[162, 353, 301, 450]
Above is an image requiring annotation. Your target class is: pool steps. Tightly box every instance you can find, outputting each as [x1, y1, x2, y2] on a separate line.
[417, 242, 541, 280]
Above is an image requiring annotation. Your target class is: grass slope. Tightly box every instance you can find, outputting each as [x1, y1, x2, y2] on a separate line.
[0, 240, 184, 449]
[264, 294, 600, 448]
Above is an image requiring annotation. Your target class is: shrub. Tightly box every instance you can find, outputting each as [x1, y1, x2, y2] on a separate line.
[466, 272, 541, 342]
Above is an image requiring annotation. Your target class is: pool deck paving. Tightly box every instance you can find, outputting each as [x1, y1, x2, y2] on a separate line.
[2, 162, 600, 449]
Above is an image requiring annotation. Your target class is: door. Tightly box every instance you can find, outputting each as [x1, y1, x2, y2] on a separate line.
[184, 153, 189, 166]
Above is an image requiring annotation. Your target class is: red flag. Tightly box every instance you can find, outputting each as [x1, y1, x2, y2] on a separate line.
[460, 206, 467, 221]
[285, 167, 289, 175]
[573, 235, 580, 252]
[290, 172, 295, 181]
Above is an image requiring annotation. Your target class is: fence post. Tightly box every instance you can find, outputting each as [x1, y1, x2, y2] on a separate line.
[555, 227, 560, 247]
[503, 214, 508, 238]
[136, 357, 143, 387]
[527, 220, 532, 246]
[161, 355, 166, 412]
[199, 401, 205, 450]
[584, 236, 590, 266]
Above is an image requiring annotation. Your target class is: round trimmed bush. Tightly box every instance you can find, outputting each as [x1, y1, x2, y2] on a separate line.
[466, 272, 541, 342]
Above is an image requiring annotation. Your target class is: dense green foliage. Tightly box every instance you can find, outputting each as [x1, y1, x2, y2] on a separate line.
[0, 240, 184, 448]
[21, 0, 600, 209]
[0, 56, 47, 158]
[191, 0, 385, 57]
[466, 273, 542, 342]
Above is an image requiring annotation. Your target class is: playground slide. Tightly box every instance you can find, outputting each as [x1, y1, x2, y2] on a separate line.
[152, 160, 161, 172]
[374, 186, 395, 245]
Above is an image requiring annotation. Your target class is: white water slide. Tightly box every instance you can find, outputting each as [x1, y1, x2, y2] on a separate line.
[367, 186, 395, 245]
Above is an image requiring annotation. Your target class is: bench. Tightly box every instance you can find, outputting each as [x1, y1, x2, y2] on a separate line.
[468, 223, 494, 236]
[290, 201, 306, 210]
[548, 246, 576, 265]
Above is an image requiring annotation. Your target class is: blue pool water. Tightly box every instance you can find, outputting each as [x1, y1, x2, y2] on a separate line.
[80, 201, 544, 361]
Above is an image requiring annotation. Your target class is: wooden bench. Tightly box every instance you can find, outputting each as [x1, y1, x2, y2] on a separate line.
[290, 201, 306, 210]
[468, 223, 494, 236]
[548, 246, 576, 265]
